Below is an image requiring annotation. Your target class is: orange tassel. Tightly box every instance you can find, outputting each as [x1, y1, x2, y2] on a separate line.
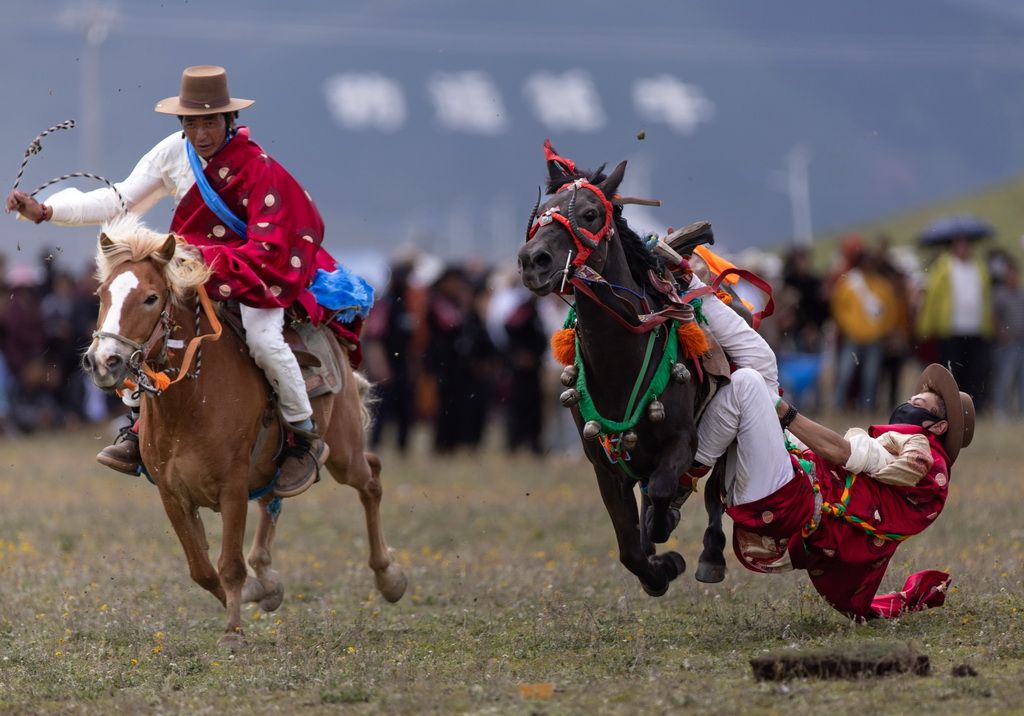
[715, 290, 733, 305]
[551, 328, 576, 366]
[142, 364, 172, 392]
[677, 321, 709, 359]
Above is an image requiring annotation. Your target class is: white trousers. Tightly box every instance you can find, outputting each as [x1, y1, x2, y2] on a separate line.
[694, 368, 794, 507]
[239, 305, 312, 423]
[121, 305, 312, 423]
[689, 275, 779, 396]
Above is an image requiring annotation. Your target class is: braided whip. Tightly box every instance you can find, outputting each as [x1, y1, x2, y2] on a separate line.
[12, 119, 128, 214]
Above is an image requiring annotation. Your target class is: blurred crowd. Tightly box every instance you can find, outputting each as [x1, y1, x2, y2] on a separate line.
[2, 219, 1023, 450]
[0, 249, 115, 434]
[772, 229, 1024, 419]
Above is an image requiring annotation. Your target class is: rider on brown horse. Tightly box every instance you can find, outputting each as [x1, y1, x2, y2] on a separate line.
[6, 66, 341, 498]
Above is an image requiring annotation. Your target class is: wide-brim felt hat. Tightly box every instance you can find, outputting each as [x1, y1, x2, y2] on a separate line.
[917, 363, 975, 465]
[154, 66, 254, 116]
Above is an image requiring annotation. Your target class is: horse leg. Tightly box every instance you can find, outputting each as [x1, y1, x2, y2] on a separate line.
[156, 488, 225, 606]
[326, 451, 407, 602]
[242, 497, 284, 611]
[695, 460, 727, 583]
[216, 485, 250, 648]
[595, 467, 685, 596]
[638, 493, 655, 557]
[643, 437, 692, 544]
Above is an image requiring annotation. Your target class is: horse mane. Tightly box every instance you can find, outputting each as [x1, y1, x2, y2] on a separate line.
[95, 214, 212, 304]
[546, 166, 664, 289]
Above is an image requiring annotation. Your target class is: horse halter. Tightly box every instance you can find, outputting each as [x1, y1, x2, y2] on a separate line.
[93, 288, 175, 393]
[525, 178, 615, 268]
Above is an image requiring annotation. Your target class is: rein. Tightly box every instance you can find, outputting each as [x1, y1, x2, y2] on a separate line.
[569, 265, 706, 335]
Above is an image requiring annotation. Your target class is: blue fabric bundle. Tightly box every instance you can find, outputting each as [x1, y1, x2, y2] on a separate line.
[309, 265, 375, 322]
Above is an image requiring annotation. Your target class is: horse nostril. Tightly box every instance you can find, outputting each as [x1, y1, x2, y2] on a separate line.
[533, 250, 552, 270]
[82, 353, 93, 371]
[105, 354, 123, 370]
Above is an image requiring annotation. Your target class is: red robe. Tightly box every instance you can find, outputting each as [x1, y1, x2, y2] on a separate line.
[726, 424, 952, 620]
[170, 128, 362, 360]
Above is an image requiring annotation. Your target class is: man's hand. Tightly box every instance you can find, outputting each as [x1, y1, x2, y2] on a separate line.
[4, 190, 49, 222]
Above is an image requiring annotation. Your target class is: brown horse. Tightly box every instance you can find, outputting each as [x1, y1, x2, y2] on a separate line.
[82, 216, 406, 648]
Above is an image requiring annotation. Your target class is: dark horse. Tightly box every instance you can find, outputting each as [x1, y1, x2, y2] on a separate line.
[517, 143, 726, 597]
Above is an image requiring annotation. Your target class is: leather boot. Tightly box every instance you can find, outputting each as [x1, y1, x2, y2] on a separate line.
[96, 422, 142, 475]
[273, 425, 330, 499]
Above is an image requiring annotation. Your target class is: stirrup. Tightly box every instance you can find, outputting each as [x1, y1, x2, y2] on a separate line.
[288, 419, 321, 442]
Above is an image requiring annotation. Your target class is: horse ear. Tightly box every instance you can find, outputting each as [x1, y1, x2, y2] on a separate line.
[99, 233, 114, 252]
[545, 139, 575, 184]
[598, 160, 628, 198]
[158, 235, 177, 262]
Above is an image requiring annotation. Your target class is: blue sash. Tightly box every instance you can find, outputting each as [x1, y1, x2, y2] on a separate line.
[185, 140, 248, 239]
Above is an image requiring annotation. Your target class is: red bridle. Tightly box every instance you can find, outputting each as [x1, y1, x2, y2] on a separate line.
[526, 177, 615, 267]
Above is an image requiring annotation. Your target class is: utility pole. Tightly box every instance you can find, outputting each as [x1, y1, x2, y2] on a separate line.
[61, 1, 117, 170]
[785, 144, 813, 247]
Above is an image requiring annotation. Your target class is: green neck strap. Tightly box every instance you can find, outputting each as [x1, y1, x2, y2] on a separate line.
[574, 320, 680, 435]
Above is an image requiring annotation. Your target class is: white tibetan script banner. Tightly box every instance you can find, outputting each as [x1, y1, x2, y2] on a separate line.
[323, 70, 714, 135]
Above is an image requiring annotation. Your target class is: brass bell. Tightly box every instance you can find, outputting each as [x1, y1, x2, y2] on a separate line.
[582, 421, 602, 440]
[647, 400, 666, 422]
[621, 430, 638, 450]
[559, 388, 581, 407]
[671, 362, 691, 384]
[560, 365, 578, 387]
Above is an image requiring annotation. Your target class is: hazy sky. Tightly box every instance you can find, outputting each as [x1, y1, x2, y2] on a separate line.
[2, 0, 1024, 275]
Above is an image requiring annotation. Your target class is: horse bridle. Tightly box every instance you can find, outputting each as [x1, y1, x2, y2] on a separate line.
[525, 178, 616, 268]
[93, 289, 175, 394]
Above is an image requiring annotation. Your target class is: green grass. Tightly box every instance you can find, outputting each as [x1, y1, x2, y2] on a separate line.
[812, 173, 1024, 267]
[1, 421, 1023, 714]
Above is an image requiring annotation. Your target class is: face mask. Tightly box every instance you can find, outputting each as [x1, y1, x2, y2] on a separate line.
[889, 402, 943, 428]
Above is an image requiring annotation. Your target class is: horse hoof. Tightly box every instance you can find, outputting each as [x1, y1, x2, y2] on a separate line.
[664, 550, 687, 579]
[217, 631, 247, 650]
[695, 560, 726, 584]
[640, 552, 686, 597]
[375, 562, 408, 603]
[641, 579, 670, 598]
[259, 582, 285, 612]
[241, 575, 264, 604]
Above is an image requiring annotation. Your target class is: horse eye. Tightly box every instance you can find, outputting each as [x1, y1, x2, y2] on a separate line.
[144, 294, 159, 305]
[584, 209, 599, 221]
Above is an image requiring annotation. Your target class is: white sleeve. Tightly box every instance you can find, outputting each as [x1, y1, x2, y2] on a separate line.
[690, 274, 780, 395]
[44, 134, 176, 226]
[842, 427, 894, 475]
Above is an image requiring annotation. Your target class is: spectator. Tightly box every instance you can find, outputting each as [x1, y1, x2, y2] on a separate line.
[992, 257, 1024, 418]
[876, 239, 916, 408]
[829, 235, 896, 411]
[501, 289, 547, 454]
[425, 266, 478, 453]
[780, 247, 828, 353]
[916, 235, 994, 409]
[365, 259, 425, 454]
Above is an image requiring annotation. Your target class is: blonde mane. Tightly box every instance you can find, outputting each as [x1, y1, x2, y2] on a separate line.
[95, 215, 212, 303]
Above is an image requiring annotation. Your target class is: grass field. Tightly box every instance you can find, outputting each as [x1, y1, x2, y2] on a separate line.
[2, 420, 1024, 714]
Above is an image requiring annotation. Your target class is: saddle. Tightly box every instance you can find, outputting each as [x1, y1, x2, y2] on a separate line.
[217, 303, 345, 399]
[694, 330, 731, 422]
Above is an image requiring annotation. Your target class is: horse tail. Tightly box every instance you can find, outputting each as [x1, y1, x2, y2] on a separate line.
[353, 371, 376, 433]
